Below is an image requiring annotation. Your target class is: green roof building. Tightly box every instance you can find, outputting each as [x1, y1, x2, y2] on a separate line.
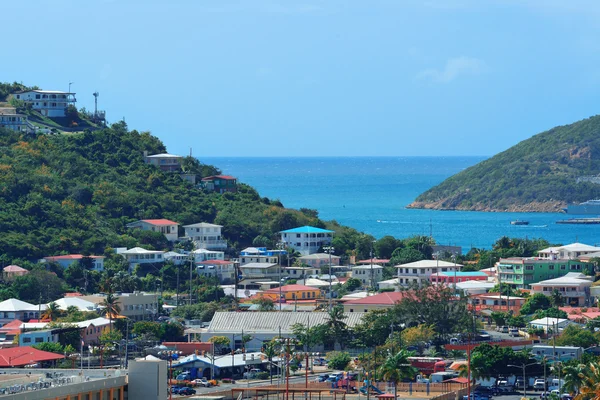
[497, 257, 592, 289]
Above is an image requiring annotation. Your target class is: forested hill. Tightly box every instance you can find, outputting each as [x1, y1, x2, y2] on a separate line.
[0, 124, 362, 265]
[408, 115, 600, 212]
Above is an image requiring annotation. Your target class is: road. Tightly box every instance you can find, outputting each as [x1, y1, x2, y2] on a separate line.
[180, 374, 316, 396]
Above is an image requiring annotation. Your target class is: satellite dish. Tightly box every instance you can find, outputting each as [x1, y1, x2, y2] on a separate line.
[244, 289, 250, 297]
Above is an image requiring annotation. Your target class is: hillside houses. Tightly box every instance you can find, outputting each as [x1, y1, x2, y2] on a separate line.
[13, 89, 76, 117]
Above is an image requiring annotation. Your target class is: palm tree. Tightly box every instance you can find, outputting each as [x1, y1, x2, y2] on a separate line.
[378, 350, 418, 399]
[562, 363, 587, 396]
[326, 305, 348, 350]
[42, 302, 60, 321]
[262, 339, 280, 383]
[550, 290, 565, 307]
[101, 293, 121, 332]
[576, 362, 600, 400]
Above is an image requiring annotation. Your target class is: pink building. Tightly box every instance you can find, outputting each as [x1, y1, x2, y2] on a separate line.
[2, 265, 28, 281]
[430, 271, 489, 284]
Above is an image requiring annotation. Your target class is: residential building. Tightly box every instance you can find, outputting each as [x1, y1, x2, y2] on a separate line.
[201, 175, 238, 193]
[183, 222, 227, 250]
[395, 260, 461, 287]
[295, 278, 332, 289]
[530, 273, 594, 307]
[239, 262, 280, 279]
[205, 311, 366, 351]
[192, 248, 225, 262]
[531, 345, 583, 363]
[41, 254, 105, 272]
[0, 299, 46, 326]
[278, 226, 334, 256]
[78, 317, 112, 344]
[239, 247, 285, 265]
[538, 242, 600, 260]
[2, 265, 28, 281]
[0, 346, 65, 367]
[469, 293, 526, 315]
[259, 284, 322, 302]
[298, 253, 341, 268]
[529, 317, 572, 332]
[378, 278, 400, 291]
[351, 264, 384, 287]
[342, 291, 407, 313]
[13, 89, 76, 117]
[126, 219, 179, 241]
[0, 320, 23, 344]
[357, 258, 390, 265]
[143, 152, 182, 172]
[163, 251, 191, 265]
[455, 280, 496, 295]
[430, 271, 489, 284]
[0, 107, 30, 132]
[284, 266, 321, 278]
[19, 326, 79, 346]
[197, 260, 236, 283]
[52, 297, 98, 312]
[497, 257, 591, 289]
[80, 292, 158, 321]
[118, 247, 165, 266]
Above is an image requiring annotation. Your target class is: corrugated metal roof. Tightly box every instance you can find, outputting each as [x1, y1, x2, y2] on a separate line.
[208, 312, 367, 334]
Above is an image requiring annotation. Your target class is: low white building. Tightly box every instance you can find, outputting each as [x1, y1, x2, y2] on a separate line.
[80, 292, 159, 322]
[163, 251, 190, 265]
[143, 152, 182, 172]
[531, 345, 583, 363]
[538, 243, 600, 260]
[455, 280, 496, 295]
[378, 278, 400, 291]
[351, 265, 384, 287]
[183, 222, 227, 250]
[529, 317, 572, 333]
[239, 262, 280, 279]
[284, 266, 320, 279]
[13, 89, 76, 117]
[126, 219, 179, 242]
[530, 273, 593, 307]
[197, 260, 236, 283]
[192, 248, 225, 262]
[0, 107, 31, 132]
[0, 298, 47, 326]
[118, 247, 165, 266]
[51, 297, 98, 312]
[395, 260, 461, 287]
[298, 253, 341, 268]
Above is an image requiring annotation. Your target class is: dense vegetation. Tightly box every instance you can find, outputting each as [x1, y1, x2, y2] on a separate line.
[409, 115, 600, 211]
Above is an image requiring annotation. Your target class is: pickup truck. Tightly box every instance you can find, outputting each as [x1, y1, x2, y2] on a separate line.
[533, 379, 546, 390]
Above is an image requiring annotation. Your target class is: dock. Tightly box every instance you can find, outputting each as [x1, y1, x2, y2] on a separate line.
[556, 218, 600, 224]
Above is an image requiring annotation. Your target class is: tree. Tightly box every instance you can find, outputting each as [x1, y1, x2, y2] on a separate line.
[520, 293, 551, 315]
[390, 247, 424, 266]
[490, 312, 508, 327]
[378, 350, 418, 399]
[326, 305, 349, 350]
[375, 236, 402, 259]
[400, 324, 435, 356]
[208, 336, 231, 354]
[561, 362, 588, 396]
[326, 351, 351, 370]
[42, 302, 61, 321]
[252, 297, 275, 311]
[101, 293, 121, 332]
[550, 290, 565, 307]
[262, 339, 280, 383]
[554, 325, 599, 348]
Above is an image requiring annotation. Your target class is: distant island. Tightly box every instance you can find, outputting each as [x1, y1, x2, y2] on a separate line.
[408, 115, 600, 212]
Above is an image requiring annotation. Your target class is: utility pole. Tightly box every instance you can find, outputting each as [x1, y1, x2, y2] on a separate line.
[189, 255, 194, 305]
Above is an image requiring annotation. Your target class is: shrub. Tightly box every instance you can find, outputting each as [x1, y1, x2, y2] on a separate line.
[326, 351, 351, 370]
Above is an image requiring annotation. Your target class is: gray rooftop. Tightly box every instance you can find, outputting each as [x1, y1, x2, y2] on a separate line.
[208, 311, 367, 334]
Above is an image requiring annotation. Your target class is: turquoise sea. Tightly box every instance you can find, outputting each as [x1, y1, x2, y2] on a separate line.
[203, 157, 599, 251]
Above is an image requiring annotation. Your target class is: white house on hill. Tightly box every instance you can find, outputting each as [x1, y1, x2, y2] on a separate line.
[183, 223, 227, 250]
[13, 90, 76, 117]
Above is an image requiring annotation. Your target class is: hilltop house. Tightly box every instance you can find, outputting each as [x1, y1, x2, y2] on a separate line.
[183, 223, 227, 250]
[395, 260, 461, 287]
[278, 226, 334, 256]
[13, 89, 76, 117]
[118, 247, 165, 266]
[2, 265, 28, 281]
[201, 175, 238, 193]
[41, 254, 105, 272]
[0, 299, 47, 326]
[0, 107, 31, 132]
[196, 260, 236, 283]
[143, 152, 182, 172]
[126, 219, 179, 241]
[538, 243, 600, 260]
[239, 247, 285, 265]
[298, 253, 341, 268]
[530, 273, 594, 307]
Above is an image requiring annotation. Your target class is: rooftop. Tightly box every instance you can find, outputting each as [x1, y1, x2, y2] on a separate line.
[3, 265, 27, 272]
[299, 253, 340, 260]
[145, 153, 182, 158]
[0, 346, 64, 367]
[120, 247, 164, 255]
[279, 226, 334, 234]
[432, 271, 488, 277]
[184, 222, 223, 228]
[394, 260, 463, 268]
[0, 298, 46, 312]
[343, 291, 407, 305]
[201, 175, 237, 181]
[43, 254, 104, 261]
[239, 262, 278, 269]
[352, 264, 384, 270]
[531, 273, 593, 286]
[137, 219, 179, 226]
[264, 284, 317, 293]
[358, 258, 391, 264]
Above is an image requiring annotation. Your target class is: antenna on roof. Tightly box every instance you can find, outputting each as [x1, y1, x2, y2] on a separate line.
[93, 92, 99, 118]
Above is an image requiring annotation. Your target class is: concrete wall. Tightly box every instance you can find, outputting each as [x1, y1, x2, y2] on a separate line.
[128, 359, 167, 400]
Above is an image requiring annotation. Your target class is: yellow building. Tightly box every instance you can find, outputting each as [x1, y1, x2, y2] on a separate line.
[261, 284, 322, 302]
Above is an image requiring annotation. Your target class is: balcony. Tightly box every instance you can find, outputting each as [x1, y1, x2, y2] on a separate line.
[193, 239, 228, 250]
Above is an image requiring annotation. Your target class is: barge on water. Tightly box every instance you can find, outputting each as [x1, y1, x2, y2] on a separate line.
[556, 218, 600, 224]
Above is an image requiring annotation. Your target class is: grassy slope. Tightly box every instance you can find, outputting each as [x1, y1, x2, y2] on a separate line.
[408, 115, 600, 212]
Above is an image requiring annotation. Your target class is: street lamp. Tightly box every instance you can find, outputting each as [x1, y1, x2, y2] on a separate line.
[508, 362, 539, 398]
[323, 246, 335, 310]
[159, 350, 183, 400]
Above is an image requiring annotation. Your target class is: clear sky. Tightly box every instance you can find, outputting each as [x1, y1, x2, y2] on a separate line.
[3, 0, 600, 157]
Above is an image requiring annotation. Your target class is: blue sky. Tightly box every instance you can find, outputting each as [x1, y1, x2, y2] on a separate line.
[3, 0, 600, 157]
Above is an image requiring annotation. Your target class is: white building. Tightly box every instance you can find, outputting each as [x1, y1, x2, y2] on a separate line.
[531, 345, 583, 363]
[80, 292, 159, 322]
[118, 247, 165, 266]
[378, 278, 400, 291]
[183, 223, 227, 250]
[529, 317, 572, 333]
[455, 280, 496, 295]
[41, 254, 105, 272]
[13, 90, 76, 117]
[0, 107, 31, 132]
[238, 247, 283, 265]
[538, 243, 600, 260]
[284, 266, 320, 279]
[0, 298, 47, 326]
[163, 251, 190, 265]
[143, 152, 182, 172]
[192, 248, 225, 262]
[239, 262, 280, 279]
[351, 265, 384, 287]
[278, 226, 334, 256]
[530, 273, 593, 307]
[196, 260, 236, 283]
[298, 253, 341, 268]
[126, 219, 179, 241]
[51, 297, 98, 312]
[395, 260, 461, 287]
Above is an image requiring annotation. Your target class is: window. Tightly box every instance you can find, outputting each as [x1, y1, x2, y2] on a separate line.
[349, 309, 354, 312]
[23, 337, 31, 343]
[561, 265, 566, 270]
[525, 265, 534, 271]
[549, 265, 555, 270]
[35, 94, 40, 99]
[35, 337, 43, 343]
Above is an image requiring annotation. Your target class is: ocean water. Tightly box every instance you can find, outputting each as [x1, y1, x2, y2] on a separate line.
[202, 157, 600, 251]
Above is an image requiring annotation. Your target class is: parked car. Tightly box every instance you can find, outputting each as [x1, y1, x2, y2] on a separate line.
[243, 368, 262, 379]
[178, 387, 197, 395]
[501, 326, 509, 333]
[534, 379, 546, 390]
[193, 378, 212, 387]
[317, 374, 329, 382]
[509, 328, 520, 337]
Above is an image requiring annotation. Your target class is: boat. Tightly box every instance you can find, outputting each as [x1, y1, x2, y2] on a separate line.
[564, 199, 600, 215]
[510, 220, 529, 225]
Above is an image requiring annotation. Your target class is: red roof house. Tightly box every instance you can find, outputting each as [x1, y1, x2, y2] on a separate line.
[2, 265, 28, 280]
[126, 219, 180, 241]
[0, 346, 65, 367]
[342, 291, 407, 312]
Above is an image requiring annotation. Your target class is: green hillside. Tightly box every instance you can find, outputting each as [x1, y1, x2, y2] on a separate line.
[0, 124, 364, 265]
[408, 115, 600, 212]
